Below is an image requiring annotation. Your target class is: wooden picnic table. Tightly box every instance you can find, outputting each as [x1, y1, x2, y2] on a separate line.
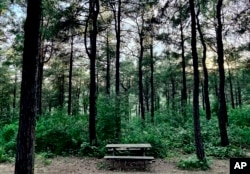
[104, 143, 154, 169]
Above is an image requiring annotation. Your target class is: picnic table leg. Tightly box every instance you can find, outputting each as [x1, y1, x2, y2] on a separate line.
[112, 159, 114, 168]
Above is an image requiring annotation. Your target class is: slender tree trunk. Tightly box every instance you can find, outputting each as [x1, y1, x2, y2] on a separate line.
[15, 0, 42, 173]
[171, 77, 175, 111]
[237, 80, 242, 107]
[114, 0, 121, 96]
[139, 52, 145, 120]
[13, 72, 17, 110]
[139, 27, 145, 120]
[144, 80, 150, 112]
[234, 85, 238, 107]
[113, 0, 121, 139]
[106, 32, 110, 95]
[201, 82, 205, 110]
[84, 0, 99, 146]
[68, 34, 74, 115]
[37, 60, 44, 115]
[196, 9, 211, 120]
[37, 11, 43, 116]
[216, 0, 229, 146]
[189, 0, 206, 161]
[150, 42, 154, 123]
[180, 22, 187, 118]
[59, 74, 65, 109]
[227, 68, 235, 109]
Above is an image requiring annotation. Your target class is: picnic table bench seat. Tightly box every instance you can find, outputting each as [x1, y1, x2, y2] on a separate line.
[104, 155, 154, 160]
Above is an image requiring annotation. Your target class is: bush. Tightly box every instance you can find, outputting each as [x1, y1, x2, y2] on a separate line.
[205, 144, 246, 159]
[0, 123, 18, 156]
[96, 96, 117, 143]
[0, 147, 9, 162]
[178, 155, 211, 170]
[36, 110, 88, 155]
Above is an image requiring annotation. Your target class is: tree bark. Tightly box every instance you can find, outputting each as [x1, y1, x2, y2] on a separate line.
[216, 0, 229, 146]
[150, 41, 154, 123]
[196, 9, 211, 120]
[84, 0, 99, 146]
[113, 0, 121, 139]
[139, 19, 145, 121]
[59, 74, 65, 109]
[12, 72, 17, 110]
[189, 0, 206, 161]
[106, 31, 110, 95]
[180, 22, 187, 118]
[68, 34, 74, 115]
[15, 0, 42, 173]
[237, 80, 242, 107]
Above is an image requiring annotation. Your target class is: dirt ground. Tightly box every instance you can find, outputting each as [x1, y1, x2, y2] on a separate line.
[0, 156, 229, 174]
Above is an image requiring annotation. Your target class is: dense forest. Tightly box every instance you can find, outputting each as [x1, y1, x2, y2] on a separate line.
[0, 0, 249, 173]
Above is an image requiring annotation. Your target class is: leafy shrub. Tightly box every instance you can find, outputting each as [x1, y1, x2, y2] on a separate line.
[205, 144, 246, 159]
[79, 142, 105, 157]
[96, 96, 117, 143]
[36, 110, 88, 155]
[178, 155, 211, 170]
[0, 147, 9, 162]
[229, 107, 250, 127]
[0, 123, 18, 156]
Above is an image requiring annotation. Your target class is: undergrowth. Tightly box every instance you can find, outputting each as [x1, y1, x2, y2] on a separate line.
[0, 105, 249, 169]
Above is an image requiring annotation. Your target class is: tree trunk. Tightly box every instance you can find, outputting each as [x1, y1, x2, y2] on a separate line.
[13, 72, 17, 110]
[59, 74, 65, 109]
[15, 0, 42, 173]
[37, 60, 44, 116]
[180, 22, 187, 118]
[144, 80, 150, 112]
[189, 0, 206, 161]
[201, 82, 205, 110]
[68, 34, 74, 115]
[237, 80, 242, 107]
[196, 9, 211, 120]
[216, 0, 229, 146]
[113, 0, 121, 139]
[227, 68, 235, 109]
[139, 28, 145, 121]
[84, 0, 99, 146]
[106, 31, 110, 95]
[150, 42, 154, 123]
[171, 77, 175, 111]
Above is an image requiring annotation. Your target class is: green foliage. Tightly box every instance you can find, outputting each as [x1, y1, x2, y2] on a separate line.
[229, 107, 250, 127]
[0, 147, 9, 162]
[122, 121, 168, 157]
[228, 107, 250, 147]
[178, 155, 211, 170]
[0, 105, 249, 163]
[0, 123, 18, 156]
[96, 96, 117, 143]
[36, 110, 88, 155]
[37, 152, 53, 165]
[205, 144, 245, 159]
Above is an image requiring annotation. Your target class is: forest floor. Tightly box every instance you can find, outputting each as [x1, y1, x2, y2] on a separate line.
[0, 156, 231, 174]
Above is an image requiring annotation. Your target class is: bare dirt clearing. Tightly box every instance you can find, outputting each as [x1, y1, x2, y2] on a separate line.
[0, 156, 230, 174]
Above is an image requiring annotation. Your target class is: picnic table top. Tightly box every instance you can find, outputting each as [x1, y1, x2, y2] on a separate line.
[106, 143, 152, 148]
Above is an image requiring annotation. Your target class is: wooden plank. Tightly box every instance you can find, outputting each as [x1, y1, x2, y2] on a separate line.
[106, 144, 152, 148]
[104, 156, 154, 160]
[107, 147, 145, 151]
